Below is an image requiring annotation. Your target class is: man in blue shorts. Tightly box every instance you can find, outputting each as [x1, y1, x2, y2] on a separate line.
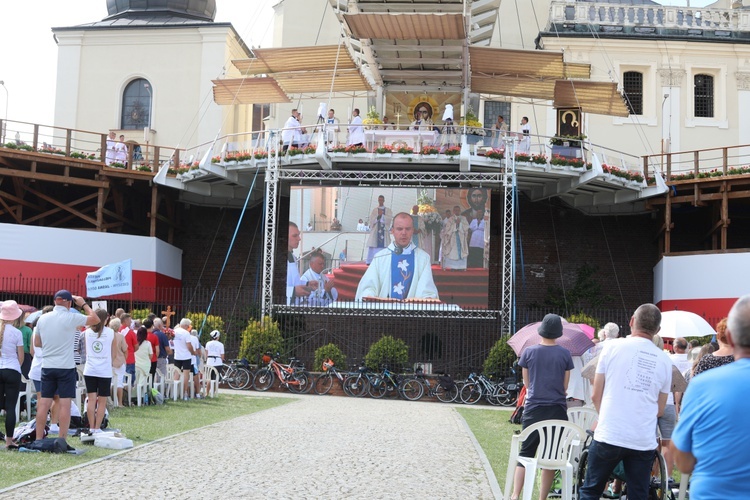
[672, 294, 750, 498]
[34, 290, 100, 440]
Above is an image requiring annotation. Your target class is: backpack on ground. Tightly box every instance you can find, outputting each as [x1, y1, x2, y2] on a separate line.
[26, 437, 73, 453]
[13, 420, 47, 445]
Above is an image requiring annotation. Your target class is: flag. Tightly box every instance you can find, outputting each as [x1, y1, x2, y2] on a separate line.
[85, 259, 133, 297]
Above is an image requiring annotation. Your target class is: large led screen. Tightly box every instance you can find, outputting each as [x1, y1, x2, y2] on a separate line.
[285, 187, 491, 309]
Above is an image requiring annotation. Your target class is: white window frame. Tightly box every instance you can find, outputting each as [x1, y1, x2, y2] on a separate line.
[685, 65, 728, 129]
[613, 62, 657, 126]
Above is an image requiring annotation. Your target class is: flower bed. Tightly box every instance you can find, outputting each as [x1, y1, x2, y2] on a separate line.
[346, 144, 367, 154]
[443, 146, 461, 157]
[38, 146, 66, 156]
[602, 164, 644, 183]
[396, 145, 414, 155]
[420, 145, 439, 155]
[70, 151, 97, 160]
[287, 147, 305, 157]
[375, 144, 393, 154]
[486, 149, 504, 160]
[2, 142, 36, 152]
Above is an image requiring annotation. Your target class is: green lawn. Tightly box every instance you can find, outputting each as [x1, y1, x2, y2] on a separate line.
[0, 394, 290, 489]
[458, 407, 518, 493]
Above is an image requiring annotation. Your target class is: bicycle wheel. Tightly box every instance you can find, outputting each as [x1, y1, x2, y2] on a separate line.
[648, 450, 668, 500]
[314, 372, 334, 395]
[225, 368, 243, 390]
[343, 375, 368, 397]
[576, 448, 589, 494]
[399, 379, 424, 401]
[435, 383, 459, 403]
[368, 375, 387, 399]
[287, 371, 311, 394]
[460, 382, 483, 404]
[236, 368, 253, 390]
[253, 368, 275, 391]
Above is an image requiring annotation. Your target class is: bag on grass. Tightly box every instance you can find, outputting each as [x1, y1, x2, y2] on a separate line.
[509, 385, 527, 424]
[13, 420, 47, 445]
[26, 438, 74, 454]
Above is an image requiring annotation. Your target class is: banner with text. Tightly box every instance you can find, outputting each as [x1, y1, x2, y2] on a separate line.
[85, 259, 133, 297]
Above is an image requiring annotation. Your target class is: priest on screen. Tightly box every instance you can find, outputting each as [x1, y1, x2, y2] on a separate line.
[355, 213, 439, 302]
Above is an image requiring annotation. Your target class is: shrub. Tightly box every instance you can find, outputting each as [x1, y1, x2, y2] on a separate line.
[185, 312, 225, 344]
[128, 308, 152, 322]
[365, 335, 408, 371]
[566, 312, 600, 331]
[483, 337, 517, 377]
[238, 316, 284, 364]
[314, 343, 347, 371]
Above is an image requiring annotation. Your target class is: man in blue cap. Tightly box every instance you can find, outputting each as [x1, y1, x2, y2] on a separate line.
[34, 290, 100, 440]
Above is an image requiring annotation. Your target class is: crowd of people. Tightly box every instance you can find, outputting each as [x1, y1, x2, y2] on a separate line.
[509, 298, 750, 500]
[0, 291, 226, 449]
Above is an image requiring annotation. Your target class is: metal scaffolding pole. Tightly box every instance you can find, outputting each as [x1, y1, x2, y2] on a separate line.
[261, 131, 280, 318]
[500, 136, 517, 335]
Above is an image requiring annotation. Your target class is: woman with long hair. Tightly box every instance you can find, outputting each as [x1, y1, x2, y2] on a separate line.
[108, 317, 128, 406]
[83, 309, 114, 433]
[0, 300, 25, 449]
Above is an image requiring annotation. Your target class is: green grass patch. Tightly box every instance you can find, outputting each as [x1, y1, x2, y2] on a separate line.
[0, 394, 290, 489]
[457, 407, 517, 490]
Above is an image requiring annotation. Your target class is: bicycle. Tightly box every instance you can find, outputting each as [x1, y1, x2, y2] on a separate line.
[216, 358, 253, 390]
[253, 354, 312, 394]
[412, 365, 459, 403]
[368, 365, 422, 400]
[341, 361, 379, 398]
[459, 372, 514, 405]
[313, 358, 350, 395]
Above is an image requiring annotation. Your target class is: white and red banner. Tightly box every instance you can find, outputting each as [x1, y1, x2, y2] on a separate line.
[654, 252, 750, 321]
[0, 224, 182, 301]
[85, 259, 133, 297]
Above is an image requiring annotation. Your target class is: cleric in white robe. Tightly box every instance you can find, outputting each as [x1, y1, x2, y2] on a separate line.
[300, 253, 338, 306]
[347, 108, 365, 146]
[286, 222, 312, 305]
[355, 213, 439, 301]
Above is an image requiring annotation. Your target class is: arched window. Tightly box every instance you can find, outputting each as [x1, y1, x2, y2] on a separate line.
[623, 71, 643, 115]
[121, 79, 152, 130]
[694, 74, 714, 118]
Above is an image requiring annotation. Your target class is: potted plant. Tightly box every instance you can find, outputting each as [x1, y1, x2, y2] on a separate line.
[304, 144, 316, 156]
[254, 149, 269, 160]
[345, 144, 367, 155]
[330, 145, 348, 157]
[442, 145, 461, 158]
[287, 146, 305, 157]
[211, 155, 222, 164]
[362, 106, 384, 129]
[514, 152, 532, 163]
[374, 144, 393, 157]
[109, 161, 126, 169]
[396, 145, 414, 156]
[458, 107, 486, 144]
[531, 153, 548, 165]
[420, 145, 439, 158]
[487, 149, 504, 160]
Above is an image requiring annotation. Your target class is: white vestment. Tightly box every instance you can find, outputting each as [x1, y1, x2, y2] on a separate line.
[105, 138, 117, 165]
[114, 141, 128, 163]
[286, 256, 304, 305]
[300, 268, 338, 306]
[326, 117, 340, 145]
[348, 115, 365, 145]
[355, 243, 439, 301]
[519, 123, 531, 154]
[281, 116, 302, 146]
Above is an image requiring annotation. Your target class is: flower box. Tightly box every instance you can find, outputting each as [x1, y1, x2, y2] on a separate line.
[421, 154, 438, 160]
[329, 152, 348, 158]
[375, 153, 392, 159]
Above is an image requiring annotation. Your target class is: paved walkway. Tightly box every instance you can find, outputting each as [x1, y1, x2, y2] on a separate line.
[4, 392, 502, 499]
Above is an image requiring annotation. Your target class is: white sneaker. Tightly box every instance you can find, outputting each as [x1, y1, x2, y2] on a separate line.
[49, 424, 60, 434]
[91, 429, 103, 435]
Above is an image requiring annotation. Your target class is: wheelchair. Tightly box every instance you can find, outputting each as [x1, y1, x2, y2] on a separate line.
[574, 430, 673, 500]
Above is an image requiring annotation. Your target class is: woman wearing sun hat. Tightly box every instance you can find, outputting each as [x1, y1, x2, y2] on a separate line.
[0, 300, 25, 449]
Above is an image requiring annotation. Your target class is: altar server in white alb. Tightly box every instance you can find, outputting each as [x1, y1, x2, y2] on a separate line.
[347, 108, 365, 146]
[518, 116, 531, 154]
[300, 252, 338, 306]
[366, 195, 393, 264]
[356, 212, 439, 301]
[281, 109, 302, 152]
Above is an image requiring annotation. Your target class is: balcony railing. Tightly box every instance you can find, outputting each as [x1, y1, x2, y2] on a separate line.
[549, 0, 750, 32]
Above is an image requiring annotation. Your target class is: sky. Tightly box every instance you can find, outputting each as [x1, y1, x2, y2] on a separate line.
[0, 0, 720, 127]
[0, 0, 276, 127]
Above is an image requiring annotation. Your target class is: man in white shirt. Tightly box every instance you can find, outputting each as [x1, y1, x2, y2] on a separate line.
[287, 222, 313, 305]
[300, 253, 338, 306]
[347, 108, 365, 146]
[172, 318, 195, 400]
[579, 304, 672, 500]
[281, 109, 301, 152]
[189, 331, 202, 398]
[34, 290, 100, 440]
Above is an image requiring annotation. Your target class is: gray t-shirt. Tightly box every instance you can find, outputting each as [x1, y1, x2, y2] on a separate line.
[518, 344, 574, 412]
[36, 305, 88, 370]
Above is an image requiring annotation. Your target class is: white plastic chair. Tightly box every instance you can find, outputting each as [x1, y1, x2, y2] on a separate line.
[135, 372, 150, 407]
[15, 376, 33, 421]
[151, 371, 165, 397]
[504, 420, 584, 500]
[678, 473, 689, 500]
[201, 365, 219, 398]
[566, 407, 598, 433]
[167, 364, 184, 401]
[121, 372, 133, 406]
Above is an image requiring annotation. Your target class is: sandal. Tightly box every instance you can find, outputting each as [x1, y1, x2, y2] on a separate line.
[6, 443, 19, 450]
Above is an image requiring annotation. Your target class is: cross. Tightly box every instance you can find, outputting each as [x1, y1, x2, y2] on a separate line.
[161, 305, 175, 328]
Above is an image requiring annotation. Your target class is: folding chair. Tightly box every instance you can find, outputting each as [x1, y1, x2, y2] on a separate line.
[504, 420, 584, 500]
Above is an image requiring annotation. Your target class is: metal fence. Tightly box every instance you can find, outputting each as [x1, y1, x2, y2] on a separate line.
[3, 274, 687, 377]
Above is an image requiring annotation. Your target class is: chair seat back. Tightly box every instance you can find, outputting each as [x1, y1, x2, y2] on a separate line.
[516, 420, 583, 466]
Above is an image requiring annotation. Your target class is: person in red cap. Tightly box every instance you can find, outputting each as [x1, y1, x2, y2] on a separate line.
[34, 290, 100, 441]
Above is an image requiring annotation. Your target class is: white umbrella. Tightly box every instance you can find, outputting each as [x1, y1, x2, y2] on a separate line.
[657, 310, 716, 339]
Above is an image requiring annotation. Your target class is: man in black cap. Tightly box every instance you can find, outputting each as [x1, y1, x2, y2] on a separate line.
[508, 313, 574, 500]
[34, 290, 100, 440]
